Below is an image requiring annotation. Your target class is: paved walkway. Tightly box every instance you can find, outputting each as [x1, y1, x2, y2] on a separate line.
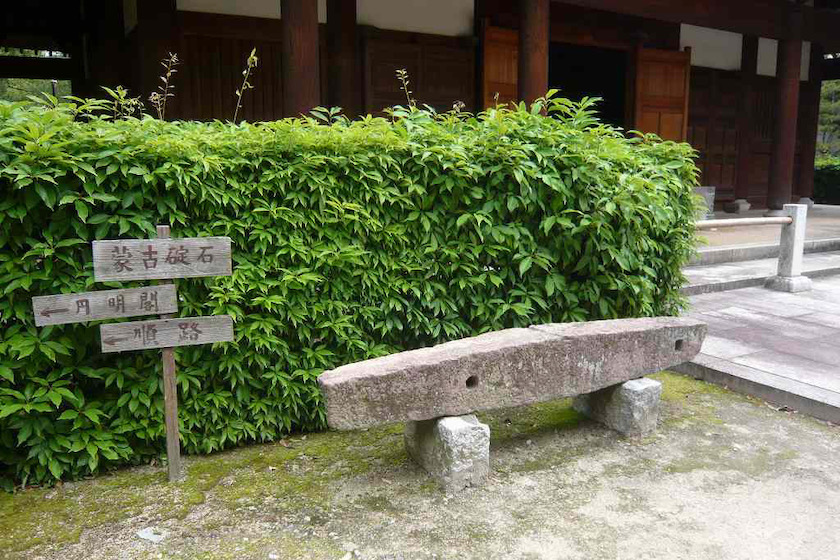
[676, 275, 840, 423]
[700, 204, 840, 247]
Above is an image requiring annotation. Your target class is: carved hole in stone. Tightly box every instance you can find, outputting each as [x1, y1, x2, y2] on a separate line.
[675, 339, 684, 351]
[466, 375, 478, 388]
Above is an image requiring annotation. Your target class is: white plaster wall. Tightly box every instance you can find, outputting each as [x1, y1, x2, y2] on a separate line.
[357, 0, 473, 36]
[175, 0, 475, 35]
[176, 0, 327, 22]
[680, 24, 742, 71]
[679, 24, 812, 81]
[757, 38, 811, 81]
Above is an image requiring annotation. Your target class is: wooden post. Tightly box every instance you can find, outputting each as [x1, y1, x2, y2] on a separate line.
[156, 225, 183, 482]
[326, 0, 359, 118]
[766, 10, 803, 215]
[282, 0, 321, 117]
[727, 35, 759, 213]
[797, 43, 824, 206]
[518, 0, 549, 105]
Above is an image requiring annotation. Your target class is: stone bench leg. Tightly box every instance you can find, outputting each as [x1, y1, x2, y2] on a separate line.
[573, 377, 662, 438]
[404, 414, 490, 494]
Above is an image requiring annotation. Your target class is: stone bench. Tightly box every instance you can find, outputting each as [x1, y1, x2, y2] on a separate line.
[318, 317, 706, 492]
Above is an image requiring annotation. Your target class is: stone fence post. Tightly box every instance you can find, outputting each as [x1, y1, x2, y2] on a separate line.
[765, 203, 812, 292]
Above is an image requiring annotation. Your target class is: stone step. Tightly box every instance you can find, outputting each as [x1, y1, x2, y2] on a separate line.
[682, 250, 840, 296]
[689, 237, 840, 266]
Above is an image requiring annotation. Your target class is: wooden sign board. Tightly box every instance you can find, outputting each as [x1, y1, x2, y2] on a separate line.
[33, 285, 178, 327]
[100, 315, 234, 353]
[92, 237, 232, 282]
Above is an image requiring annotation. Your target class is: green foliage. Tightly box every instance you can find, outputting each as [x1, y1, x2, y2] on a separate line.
[814, 156, 840, 204]
[818, 81, 840, 157]
[0, 78, 72, 103]
[0, 92, 699, 488]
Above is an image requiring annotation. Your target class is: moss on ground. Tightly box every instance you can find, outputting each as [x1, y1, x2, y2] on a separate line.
[479, 398, 586, 445]
[2, 371, 817, 558]
[0, 424, 405, 555]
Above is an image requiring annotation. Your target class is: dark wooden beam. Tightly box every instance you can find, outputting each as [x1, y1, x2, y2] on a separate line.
[556, 0, 840, 50]
[766, 11, 804, 213]
[0, 55, 75, 80]
[282, 0, 321, 117]
[326, 0, 359, 118]
[178, 11, 283, 42]
[518, 0, 549, 104]
[797, 43, 824, 203]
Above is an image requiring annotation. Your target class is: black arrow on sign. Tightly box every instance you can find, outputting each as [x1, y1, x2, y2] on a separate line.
[103, 336, 128, 346]
[40, 307, 69, 317]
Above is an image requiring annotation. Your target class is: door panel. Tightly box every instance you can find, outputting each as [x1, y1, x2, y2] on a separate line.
[482, 26, 518, 108]
[634, 47, 691, 141]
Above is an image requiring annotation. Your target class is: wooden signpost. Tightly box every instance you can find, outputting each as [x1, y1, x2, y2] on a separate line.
[92, 236, 231, 281]
[100, 315, 234, 352]
[32, 285, 178, 327]
[31, 226, 234, 482]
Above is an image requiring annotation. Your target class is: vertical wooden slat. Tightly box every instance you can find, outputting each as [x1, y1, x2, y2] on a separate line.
[223, 37, 235, 121]
[211, 39, 224, 119]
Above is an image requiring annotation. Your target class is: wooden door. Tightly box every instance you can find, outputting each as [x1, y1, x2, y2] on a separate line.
[482, 25, 518, 108]
[634, 47, 691, 141]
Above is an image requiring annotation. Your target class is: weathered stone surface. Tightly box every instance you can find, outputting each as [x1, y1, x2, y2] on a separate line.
[723, 198, 751, 214]
[404, 415, 490, 494]
[318, 317, 706, 430]
[573, 377, 662, 437]
[764, 275, 813, 293]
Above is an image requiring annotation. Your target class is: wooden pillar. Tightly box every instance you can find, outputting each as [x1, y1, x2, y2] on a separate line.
[766, 12, 803, 215]
[797, 43, 824, 205]
[518, 0, 549, 105]
[727, 35, 759, 213]
[326, 0, 359, 118]
[282, 0, 321, 117]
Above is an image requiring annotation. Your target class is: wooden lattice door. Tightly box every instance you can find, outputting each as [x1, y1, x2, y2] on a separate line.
[634, 47, 691, 141]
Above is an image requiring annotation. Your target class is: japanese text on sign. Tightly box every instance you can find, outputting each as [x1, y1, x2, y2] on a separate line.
[92, 237, 232, 282]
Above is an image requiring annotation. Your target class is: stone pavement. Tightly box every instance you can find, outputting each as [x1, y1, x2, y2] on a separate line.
[675, 275, 840, 423]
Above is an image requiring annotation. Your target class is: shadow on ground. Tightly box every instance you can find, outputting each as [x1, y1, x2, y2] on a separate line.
[2, 372, 839, 560]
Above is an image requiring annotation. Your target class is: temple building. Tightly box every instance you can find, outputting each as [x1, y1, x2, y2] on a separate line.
[3, 0, 840, 212]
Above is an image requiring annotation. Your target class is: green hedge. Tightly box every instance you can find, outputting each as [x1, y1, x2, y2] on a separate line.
[814, 157, 840, 204]
[0, 95, 699, 487]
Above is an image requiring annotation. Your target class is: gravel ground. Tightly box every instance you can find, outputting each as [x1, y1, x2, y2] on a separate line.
[2, 372, 839, 560]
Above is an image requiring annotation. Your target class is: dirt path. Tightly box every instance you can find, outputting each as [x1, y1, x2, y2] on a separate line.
[2, 372, 839, 560]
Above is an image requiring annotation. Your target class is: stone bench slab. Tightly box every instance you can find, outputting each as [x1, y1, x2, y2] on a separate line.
[318, 317, 706, 430]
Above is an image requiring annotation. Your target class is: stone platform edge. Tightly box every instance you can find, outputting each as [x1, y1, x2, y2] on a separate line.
[689, 237, 840, 267]
[672, 354, 840, 424]
[681, 264, 840, 296]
